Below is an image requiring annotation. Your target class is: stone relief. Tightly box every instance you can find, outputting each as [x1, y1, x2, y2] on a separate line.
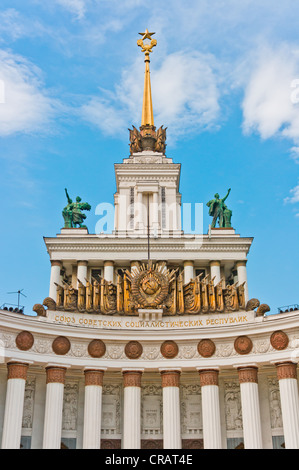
[62, 382, 79, 431]
[180, 384, 202, 435]
[141, 384, 163, 436]
[102, 384, 121, 435]
[268, 378, 283, 429]
[224, 381, 243, 431]
[22, 377, 35, 429]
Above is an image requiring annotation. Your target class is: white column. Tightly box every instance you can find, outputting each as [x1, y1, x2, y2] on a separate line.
[77, 260, 88, 286]
[160, 369, 181, 449]
[49, 260, 62, 301]
[237, 366, 263, 449]
[152, 191, 159, 232]
[1, 362, 29, 449]
[210, 261, 221, 285]
[198, 368, 222, 449]
[184, 261, 194, 284]
[276, 362, 299, 449]
[83, 368, 105, 449]
[136, 191, 144, 231]
[236, 261, 249, 304]
[103, 261, 114, 283]
[43, 366, 67, 449]
[122, 369, 143, 449]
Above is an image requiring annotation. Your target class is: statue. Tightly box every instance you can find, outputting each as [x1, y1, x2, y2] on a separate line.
[207, 188, 232, 228]
[155, 125, 167, 153]
[62, 188, 91, 228]
[129, 126, 142, 154]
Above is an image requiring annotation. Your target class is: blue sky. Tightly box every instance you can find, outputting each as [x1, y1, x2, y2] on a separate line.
[0, 0, 299, 314]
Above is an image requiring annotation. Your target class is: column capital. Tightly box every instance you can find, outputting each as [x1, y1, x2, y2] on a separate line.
[7, 362, 29, 380]
[183, 260, 194, 266]
[236, 260, 247, 267]
[122, 369, 143, 388]
[45, 366, 67, 384]
[237, 366, 258, 384]
[198, 368, 219, 387]
[209, 260, 221, 267]
[84, 369, 105, 386]
[77, 260, 88, 266]
[276, 362, 297, 380]
[160, 369, 181, 388]
[50, 260, 62, 267]
[104, 260, 114, 266]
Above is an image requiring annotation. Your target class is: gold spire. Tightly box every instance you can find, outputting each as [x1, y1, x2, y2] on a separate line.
[137, 29, 157, 128]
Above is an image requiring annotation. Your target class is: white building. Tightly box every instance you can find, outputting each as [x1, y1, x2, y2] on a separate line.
[1, 31, 299, 450]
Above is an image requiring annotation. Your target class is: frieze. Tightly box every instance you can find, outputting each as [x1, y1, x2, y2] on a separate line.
[224, 380, 243, 431]
[63, 382, 79, 431]
[268, 377, 283, 429]
[22, 377, 35, 429]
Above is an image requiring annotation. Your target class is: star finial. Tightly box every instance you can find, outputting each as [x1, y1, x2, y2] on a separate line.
[138, 29, 155, 41]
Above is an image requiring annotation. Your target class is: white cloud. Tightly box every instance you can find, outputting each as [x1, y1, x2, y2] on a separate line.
[80, 51, 220, 143]
[0, 50, 59, 137]
[55, 0, 87, 19]
[284, 182, 299, 204]
[241, 45, 299, 142]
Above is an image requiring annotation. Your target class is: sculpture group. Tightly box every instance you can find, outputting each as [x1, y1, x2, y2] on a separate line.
[48, 262, 248, 316]
[62, 188, 91, 229]
[207, 189, 232, 228]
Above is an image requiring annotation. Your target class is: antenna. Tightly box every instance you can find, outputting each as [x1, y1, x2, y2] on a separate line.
[7, 289, 27, 309]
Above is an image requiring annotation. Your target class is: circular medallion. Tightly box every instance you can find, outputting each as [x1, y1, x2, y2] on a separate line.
[160, 340, 179, 359]
[52, 336, 71, 355]
[234, 336, 253, 355]
[197, 339, 216, 358]
[88, 339, 106, 358]
[125, 341, 143, 359]
[270, 331, 289, 350]
[15, 331, 34, 351]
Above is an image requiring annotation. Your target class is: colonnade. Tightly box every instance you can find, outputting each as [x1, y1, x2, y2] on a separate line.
[1, 361, 299, 449]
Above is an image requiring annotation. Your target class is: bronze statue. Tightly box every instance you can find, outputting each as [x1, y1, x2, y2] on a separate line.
[62, 188, 91, 228]
[155, 125, 167, 153]
[207, 188, 232, 228]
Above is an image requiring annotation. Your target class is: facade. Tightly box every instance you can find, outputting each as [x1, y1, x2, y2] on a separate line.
[1, 31, 299, 450]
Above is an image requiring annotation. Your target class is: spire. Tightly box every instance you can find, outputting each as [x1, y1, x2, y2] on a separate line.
[137, 29, 157, 128]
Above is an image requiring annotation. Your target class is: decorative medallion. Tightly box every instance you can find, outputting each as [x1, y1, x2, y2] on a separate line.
[15, 331, 34, 351]
[125, 341, 143, 359]
[88, 339, 106, 358]
[52, 336, 71, 355]
[197, 339, 216, 358]
[234, 336, 253, 355]
[270, 331, 289, 351]
[160, 340, 179, 359]
[125, 263, 177, 309]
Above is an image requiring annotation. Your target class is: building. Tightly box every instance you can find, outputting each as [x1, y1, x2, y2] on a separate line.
[1, 30, 299, 450]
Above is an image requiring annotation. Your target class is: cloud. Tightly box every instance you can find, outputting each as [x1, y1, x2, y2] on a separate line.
[54, 0, 87, 19]
[80, 51, 221, 143]
[284, 182, 299, 204]
[0, 49, 59, 137]
[241, 45, 299, 143]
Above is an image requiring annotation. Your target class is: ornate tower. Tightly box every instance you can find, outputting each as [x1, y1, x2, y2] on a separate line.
[114, 30, 182, 236]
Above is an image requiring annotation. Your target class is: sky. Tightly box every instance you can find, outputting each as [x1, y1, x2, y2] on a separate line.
[0, 0, 299, 315]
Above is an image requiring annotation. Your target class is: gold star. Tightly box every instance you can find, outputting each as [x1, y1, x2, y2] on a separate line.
[138, 29, 155, 41]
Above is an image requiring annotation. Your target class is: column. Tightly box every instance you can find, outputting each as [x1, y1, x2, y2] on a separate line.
[122, 369, 143, 449]
[160, 369, 181, 449]
[152, 191, 159, 232]
[83, 368, 105, 449]
[236, 261, 249, 304]
[210, 261, 221, 285]
[77, 260, 88, 286]
[237, 366, 263, 449]
[49, 260, 62, 301]
[136, 191, 144, 231]
[184, 261, 194, 284]
[276, 362, 299, 449]
[1, 362, 29, 449]
[198, 368, 222, 449]
[43, 366, 67, 449]
[103, 261, 114, 283]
